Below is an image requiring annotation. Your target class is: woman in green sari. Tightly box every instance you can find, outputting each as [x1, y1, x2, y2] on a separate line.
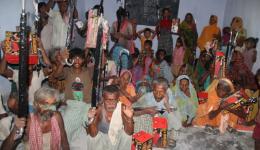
[179, 13, 198, 64]
[172, 75, 198, 126]
[193, 51, 214, 91]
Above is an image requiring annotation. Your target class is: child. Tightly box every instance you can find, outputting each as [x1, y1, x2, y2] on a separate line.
[243, 37, 258, 71]
[156, 8, 173, 63]
[142, 40, 154, 76]
[171, 37, 185, 77]
[131, 52, 143, 86]
[222, 27, 231, 46]
[137, 28, 156, 51]
[53, 48, 92, 104]
[150, 49, 173, 83]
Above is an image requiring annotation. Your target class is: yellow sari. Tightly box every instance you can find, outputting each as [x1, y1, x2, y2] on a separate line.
[197, 22, 220, 51]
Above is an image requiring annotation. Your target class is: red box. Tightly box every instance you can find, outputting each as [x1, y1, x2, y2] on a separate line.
[5, 54, 38, 65]
[153, 117, 167, 129]
[132, 131, 153, 150]
[152, 117, 167, 148]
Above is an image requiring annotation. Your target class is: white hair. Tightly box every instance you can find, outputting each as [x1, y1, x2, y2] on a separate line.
[34, 87, 59, 103]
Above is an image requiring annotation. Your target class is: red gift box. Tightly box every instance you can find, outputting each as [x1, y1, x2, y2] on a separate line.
[153, 117, 167, 129]
[132, 131, 153, 150]
[153, 117, 168, 148]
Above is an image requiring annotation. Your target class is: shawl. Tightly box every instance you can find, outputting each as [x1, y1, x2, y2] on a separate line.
[173, 75, 198, 123]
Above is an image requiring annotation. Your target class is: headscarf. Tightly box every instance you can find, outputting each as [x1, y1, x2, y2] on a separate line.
[120, 69, 132, 83]
[173, 75, 198, 123]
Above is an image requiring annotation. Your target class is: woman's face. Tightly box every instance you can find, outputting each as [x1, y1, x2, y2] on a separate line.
[185, 14, 193, 23]
[179, 79, 189, 93]
[209, 16, 217, 25]
[120, 72, 131, 87]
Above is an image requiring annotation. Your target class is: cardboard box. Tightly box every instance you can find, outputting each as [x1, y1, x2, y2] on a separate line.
[152, 117, 167, 148]
[132, 131, 153, 150]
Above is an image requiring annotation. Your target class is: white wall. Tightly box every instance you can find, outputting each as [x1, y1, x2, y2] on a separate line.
[223, 0, 260, 73]
[135, 0, 227, 53]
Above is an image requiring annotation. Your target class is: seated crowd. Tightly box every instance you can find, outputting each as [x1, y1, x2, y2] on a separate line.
[0, 1, 259, 150]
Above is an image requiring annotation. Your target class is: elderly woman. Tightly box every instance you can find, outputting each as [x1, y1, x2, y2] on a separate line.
[118, 70, 138, 106]
[24, 87, 69, 150]
[172, 75, 198, 126]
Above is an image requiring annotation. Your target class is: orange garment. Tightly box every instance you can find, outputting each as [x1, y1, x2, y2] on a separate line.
[119, 83, 136, 107]
[140, 36, 152, 51]
[194, 79, 238, 130]
[197, 24, 220, 51]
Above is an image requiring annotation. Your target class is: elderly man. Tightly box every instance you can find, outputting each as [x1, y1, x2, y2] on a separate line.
[1, 87, 69, 150]
[87, 85, 134, 150]
[132, 77, 182, 147]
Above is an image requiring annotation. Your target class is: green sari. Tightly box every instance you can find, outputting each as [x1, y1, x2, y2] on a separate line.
[179, 21, 198, 63]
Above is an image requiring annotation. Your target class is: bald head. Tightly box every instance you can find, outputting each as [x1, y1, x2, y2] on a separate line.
[216, 78, 234, 98]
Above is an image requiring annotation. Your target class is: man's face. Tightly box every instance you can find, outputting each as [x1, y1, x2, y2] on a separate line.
[35, 97, 56, 114]
[153, 84, 167, 101]
[179, 79, 189, 93]
[103, 92, 119, 112]
[73, 56, 84, 69]
[58, 1, 68, 14]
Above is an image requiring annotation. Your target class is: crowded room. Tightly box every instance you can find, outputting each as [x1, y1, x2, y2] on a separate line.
[0, 0, 260, 149]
